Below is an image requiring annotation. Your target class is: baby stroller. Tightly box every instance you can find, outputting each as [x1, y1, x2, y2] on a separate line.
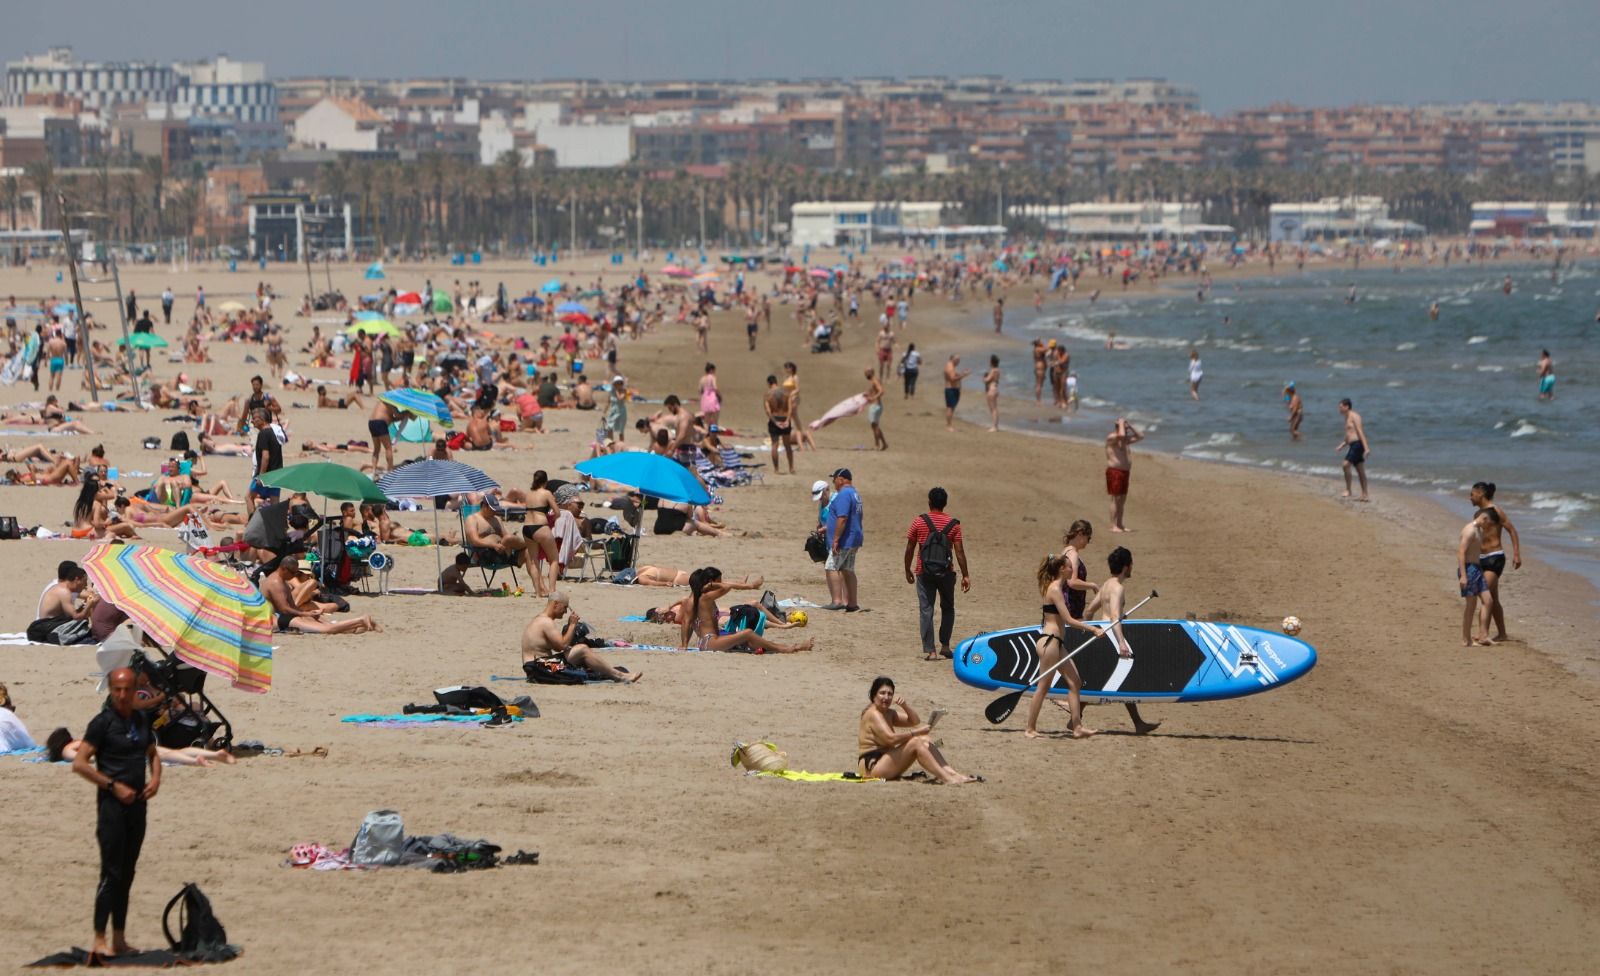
[810, 322, 838, 354]
[97, 624, 233, 749]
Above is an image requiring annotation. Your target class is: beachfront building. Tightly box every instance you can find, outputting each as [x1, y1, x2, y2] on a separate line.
[790, 201, 948, 248]
[1268, 197, 1425, 243]
[172, 56, 277, 125]
[246, 194, 354, 261]
[1419, 101, 1600, 176]
[292, 97, 386, 152]
[5, 49, 275, 124]
[1013, 203, 1233, 240]
[1469, 202, 1599, 238]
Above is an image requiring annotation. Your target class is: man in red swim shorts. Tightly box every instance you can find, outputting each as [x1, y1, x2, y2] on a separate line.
[1104, 417, 1142, 533]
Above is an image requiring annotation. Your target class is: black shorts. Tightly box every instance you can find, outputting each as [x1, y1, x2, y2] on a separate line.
[1344, 442, 1365, 465]
[367, 419, 390, 439]
[767, 418, 791, 440]
[276, 611, 296, 632]
[1478, 553, 1506, 576]
[401, 352, 415, 368]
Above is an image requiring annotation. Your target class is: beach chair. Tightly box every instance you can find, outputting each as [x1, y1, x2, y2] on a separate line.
[458, 510, 523, 591]
[716, 445, 765, 485]
[563, 516, 627, 583]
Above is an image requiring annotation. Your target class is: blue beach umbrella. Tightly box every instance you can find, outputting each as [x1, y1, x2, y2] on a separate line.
[515, 295, 544, 305]
[53, 302, 80, 316]
[352, 310, 385, 321]
[539, 279, 563, 294]
[576, 452, 710, 505]
[379, 388, 453, 429]
[554, 300, 587, 314]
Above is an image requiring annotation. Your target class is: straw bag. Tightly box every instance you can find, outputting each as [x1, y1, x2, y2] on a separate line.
[730, 740, 788, 773]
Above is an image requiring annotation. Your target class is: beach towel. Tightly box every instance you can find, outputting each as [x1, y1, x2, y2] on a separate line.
[340, 713, 522, 728]
[0, 633, 50, 646]
[809, 393, 868, 431]
[751, 769, 874, 783]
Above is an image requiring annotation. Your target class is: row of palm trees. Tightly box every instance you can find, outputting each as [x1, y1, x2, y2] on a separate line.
[6, 151, 1597, 260]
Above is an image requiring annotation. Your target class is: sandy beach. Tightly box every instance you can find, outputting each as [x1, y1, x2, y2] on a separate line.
[1, 253, 1596, 974]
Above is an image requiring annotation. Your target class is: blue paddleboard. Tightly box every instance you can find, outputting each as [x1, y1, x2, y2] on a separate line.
[953, 619, 1317, 704]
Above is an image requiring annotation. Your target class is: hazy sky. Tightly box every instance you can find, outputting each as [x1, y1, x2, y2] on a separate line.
[5, 0, 1597, 111]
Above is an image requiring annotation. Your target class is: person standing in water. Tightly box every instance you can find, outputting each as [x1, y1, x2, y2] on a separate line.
[1536, 349, 1555, 401]
[1187, 349, 1203, 401]
[982, 355, 1001, 432]
[1285, 382, 1303, 441]
[992, 297, 1004, 334]
[1336, 398, 1371, 501]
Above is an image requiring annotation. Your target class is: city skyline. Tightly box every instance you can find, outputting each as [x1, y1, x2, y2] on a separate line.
[4, 0, 1598, 112]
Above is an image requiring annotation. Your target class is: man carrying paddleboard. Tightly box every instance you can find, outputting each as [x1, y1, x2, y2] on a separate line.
[1084, 547, 1161, 735]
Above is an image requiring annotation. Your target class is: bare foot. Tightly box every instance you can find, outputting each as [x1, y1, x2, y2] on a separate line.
[110, 938, 139, 956]
[1133, 720, 1162, 735]
[218, 749, 237, 764]
[745, 574, 764, 588]
[1023, 728, 1042, 739]
[1340, 491, 1351, 498]
[624, 671, 643, 684]
[1070, 726, 1100, 739]
[1110, 526, 1128, 533]
[1358, 496, 1371, 502]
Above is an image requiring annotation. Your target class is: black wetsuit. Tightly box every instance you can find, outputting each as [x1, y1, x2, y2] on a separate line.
[82, 703, 154, 934]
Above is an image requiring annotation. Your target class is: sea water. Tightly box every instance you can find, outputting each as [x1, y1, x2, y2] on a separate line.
[981, 263, 1598, 590]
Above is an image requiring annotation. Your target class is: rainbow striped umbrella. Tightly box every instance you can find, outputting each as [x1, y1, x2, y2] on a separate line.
[81, 543, 273, 694]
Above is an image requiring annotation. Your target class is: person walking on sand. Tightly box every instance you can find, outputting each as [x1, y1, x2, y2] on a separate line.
[368, 400, 398, 473]
[1470, 482, 1521, 643]
[1458, 508, 1499, 646]
[904, 487, 969, 661]
[863, 368, 887, 451]
[993, 297, 1004, 334]
[1025, 552, 1105, 739]
[875, 319, 896, 381]
[900, 343, 921, 398]
[71, 667, 159, 963]
[942, 355, 970, 432]
[1285, 382, 1303, 441]
[1336, 398, 1370, 501]
[1105, 419, 1142, 532]
[1084, 546, 1160, 734]
[823, 468, 864, 611]
[763, 374, 796, 474]
[1536, 349, 1555, 401]
[982, 355, 1001, 432]
[1187, 349, 1203, 401]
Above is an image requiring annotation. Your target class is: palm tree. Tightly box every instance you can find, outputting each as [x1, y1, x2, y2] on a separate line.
[23, 160, 56, 236]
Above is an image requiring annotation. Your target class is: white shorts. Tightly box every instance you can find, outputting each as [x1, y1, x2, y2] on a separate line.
[825, 546, 859, 572]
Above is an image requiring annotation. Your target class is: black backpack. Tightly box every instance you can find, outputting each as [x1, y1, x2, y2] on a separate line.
[163, 883, 237, 962]
[918, 515, 958, 578]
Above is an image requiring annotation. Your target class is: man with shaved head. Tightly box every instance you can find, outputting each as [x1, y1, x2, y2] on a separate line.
[71, 667, 160, 961]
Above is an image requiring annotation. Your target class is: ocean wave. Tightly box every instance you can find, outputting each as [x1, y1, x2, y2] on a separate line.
[1468, 335, 1489, 344]
[1476, 365, 1506, 373]
[1395, 342, 1418, 351]
[1183, 432, 1241, 452]
[1528, 492, 1595, 516]
[1385, 380, 1405, 388]
[1326, 360, 1363, 369]
[1509, 421, 1540, 438]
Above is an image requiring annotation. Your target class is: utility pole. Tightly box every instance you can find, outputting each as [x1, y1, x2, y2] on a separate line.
[57, 194, 99, 402]
[635, 183, 643, 256]
[530, 186, 538, 254]
[107, 251, 142, 407]
[698, 183, 706, 250]
[568, 188, 577, 255]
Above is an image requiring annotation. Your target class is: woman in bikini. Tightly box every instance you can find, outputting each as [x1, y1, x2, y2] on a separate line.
[856, 675, 977, 784]
[782, 362, 818, 450]
[633, 565, 763, 589]
[71, 480, 133, 540]
[4, 454, 81, 485]
[1025, 535, 1106, 740]
[698, 362, 722, 427]
[680, 568, 812, 653]
[983, 354, 1001, 432]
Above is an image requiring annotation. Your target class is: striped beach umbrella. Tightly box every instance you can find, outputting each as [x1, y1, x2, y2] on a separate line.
[81, 543, 273, 694]
[376, 459, 498, 499]
[379, 388, 453, 428]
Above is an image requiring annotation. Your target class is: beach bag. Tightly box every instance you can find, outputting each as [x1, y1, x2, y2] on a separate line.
[170, 431, 190, 452]
[523, 657, 587, 685]
[351, 810, 407, 866]
[433, 685, 503, 710]
[918, 515, 958, 579]
[730, 740, 788, 773]
[726, 604, 766, 636]
[162, 883, 237, 962]
[605, 535, 636, 571]
[26, 615, 73, 644]
[446, 432, 468, 451]
[804, 529, 827, 563]
[0, 515, 19, 540]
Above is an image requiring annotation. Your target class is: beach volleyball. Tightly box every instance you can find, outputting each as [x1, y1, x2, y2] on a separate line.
[788, 610, 809, 627]
[1281, 615, 1302, 636]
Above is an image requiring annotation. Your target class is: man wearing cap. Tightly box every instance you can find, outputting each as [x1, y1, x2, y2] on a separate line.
[823, 468, 864, 611]
[1285, 382, 1303, 441]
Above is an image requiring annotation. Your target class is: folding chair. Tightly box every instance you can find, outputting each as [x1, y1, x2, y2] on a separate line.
[459, 509, 523, 590]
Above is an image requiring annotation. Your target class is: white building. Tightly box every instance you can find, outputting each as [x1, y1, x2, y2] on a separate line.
[1013, 202, 1232, 239]
[5, 48, 275, 125]
[1419, 101, 1600, 176]
[1469, 201, 1599, 238]
[172, 56, 276, 124]
[291, 97, 385, 152]
[1268, 197, 1423, 242]
[790, 201, 949, 248]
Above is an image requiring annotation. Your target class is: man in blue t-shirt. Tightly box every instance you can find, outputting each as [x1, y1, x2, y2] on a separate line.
[824, 467, 864, 611]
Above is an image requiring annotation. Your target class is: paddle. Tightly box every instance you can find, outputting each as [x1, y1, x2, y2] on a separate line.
[983, 590, 1158, 725]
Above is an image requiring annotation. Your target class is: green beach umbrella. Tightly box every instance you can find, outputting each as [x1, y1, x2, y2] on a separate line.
[346, 319, 400, 338]
[259, 462, 387, 504]
[116, 333, 169, 349]
[431, 293, 453, 313]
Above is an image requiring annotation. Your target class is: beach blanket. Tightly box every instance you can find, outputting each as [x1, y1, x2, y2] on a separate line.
[27, 946, 191, 967]
[751, 769, 874, 784]
[809, 393, 868, 431]
[0, 633, 51, 646]
[340, 713, 522, 728]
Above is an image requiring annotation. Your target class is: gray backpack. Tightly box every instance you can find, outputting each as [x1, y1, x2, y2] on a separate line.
[351, 810, 406, 866]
